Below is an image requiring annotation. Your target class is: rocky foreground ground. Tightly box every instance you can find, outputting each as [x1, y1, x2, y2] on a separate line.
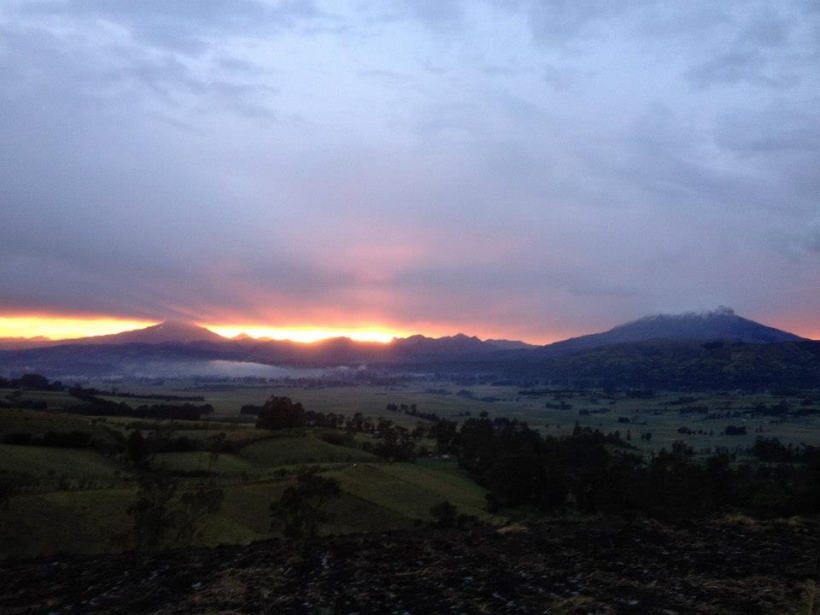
[1, 518, 818, 614]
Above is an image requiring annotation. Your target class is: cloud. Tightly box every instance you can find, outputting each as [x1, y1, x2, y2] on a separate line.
[29, 0, 324, 53]
[359, 0, 465, 34]
[1, 0, 819, 340]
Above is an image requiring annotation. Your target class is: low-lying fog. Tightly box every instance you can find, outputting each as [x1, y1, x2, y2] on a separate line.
[59, 361, 363, 382]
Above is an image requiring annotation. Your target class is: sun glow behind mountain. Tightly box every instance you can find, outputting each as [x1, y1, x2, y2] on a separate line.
[0, 316, 157, 340]
[0, 316, 406, 344]
[209, 326, 402, 344]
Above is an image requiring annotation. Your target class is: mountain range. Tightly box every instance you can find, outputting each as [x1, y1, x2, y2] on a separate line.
[0, 308, 817, 388]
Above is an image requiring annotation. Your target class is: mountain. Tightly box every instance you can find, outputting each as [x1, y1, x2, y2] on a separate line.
[525, 338, 820, 390]
[0, 336, 58, 351]
[0, 309, 814, 388]
[81, 321, 227, 345]
[538, 307, 804, 357]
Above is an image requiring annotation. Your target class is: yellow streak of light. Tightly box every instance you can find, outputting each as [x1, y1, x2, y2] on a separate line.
[208, 326, 404, 344]
[0, 316, 157, 340]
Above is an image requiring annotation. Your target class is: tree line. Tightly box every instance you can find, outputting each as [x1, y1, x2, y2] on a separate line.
[254, 394, 820, 520]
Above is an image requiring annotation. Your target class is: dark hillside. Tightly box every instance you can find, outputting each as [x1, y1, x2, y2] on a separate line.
[2, 519, 817, 614]
[538, 307, 805, 357]
[527, 339, 820, 389]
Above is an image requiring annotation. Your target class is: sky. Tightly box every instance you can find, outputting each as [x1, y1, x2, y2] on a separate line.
[1, 0, 819, 343]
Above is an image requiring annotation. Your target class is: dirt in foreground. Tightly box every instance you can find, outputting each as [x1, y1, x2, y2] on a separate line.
[1, 518, 818, 614]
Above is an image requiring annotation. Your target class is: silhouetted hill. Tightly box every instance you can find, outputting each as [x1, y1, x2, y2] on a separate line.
[0, 310, 815, 388]
[84, 321, 227, 345]
[523, 339, 820, 390]
[539, 307, 804, 357]
[3, 519, 818, 615]
[0, 336, 57, 350]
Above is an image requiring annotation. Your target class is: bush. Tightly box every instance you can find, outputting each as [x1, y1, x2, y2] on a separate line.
[257, 397, 305, 430]
[270, 469, 341, 540]
[126, 472, 223, 549]
[42, 430, 92, 448]
[429, 500, 458, 528]
[2, 432, 33, 445]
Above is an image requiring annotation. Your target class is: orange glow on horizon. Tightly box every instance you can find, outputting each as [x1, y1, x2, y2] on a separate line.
[0, 316, 157, 340]
[207, 326, 407, 344]
[3, 314, 814, 346]
[0, 315, 411, 344]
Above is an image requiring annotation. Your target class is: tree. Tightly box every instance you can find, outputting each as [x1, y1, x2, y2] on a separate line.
[168, 487, 224, 545]
[432, 419, 458, 454]
[127, 473, 179, 549]
[429, 500, 458, 528]
[256, 396, 305, 430]
[373, 424, 415, 461]
[205, 431, 228, 471]
[126, 472, 224, 549]
[17, 373, 50, 390]
[127, 430, 151, 467]
[0, 476, 17, 510]
[270, 469, 341, 540]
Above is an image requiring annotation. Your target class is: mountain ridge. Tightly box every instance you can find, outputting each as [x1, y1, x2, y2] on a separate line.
[534, 306, 805, 357]
[0, 308, 813, 384]
[80, 320, 227, 345]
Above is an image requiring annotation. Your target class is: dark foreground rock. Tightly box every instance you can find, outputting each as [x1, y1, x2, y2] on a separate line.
[1, 518, 818, 614]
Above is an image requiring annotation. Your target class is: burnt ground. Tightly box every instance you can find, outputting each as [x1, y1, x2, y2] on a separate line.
[1, 518, 818, 615]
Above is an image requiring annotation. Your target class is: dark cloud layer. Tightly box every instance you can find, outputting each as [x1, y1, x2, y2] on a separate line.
[1, 0, 818, 341]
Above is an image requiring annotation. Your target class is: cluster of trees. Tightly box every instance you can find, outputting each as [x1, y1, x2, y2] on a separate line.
[63, 400, 213, 420]
[723, 425, 747, 436]
[124, 427, 231, 470]
[254, 396, 418, 462]
[0, 375, 213, 420]
[446, 418, 820, 519]
[2, 430, 93, 448]
[69, 385, 204, 403]
[751, 437, 818, 464]
[385, 403, 441, 422]
[0, 373, 63, 391]
[255, 396, 307, 430]
[67, 387, 213, 420]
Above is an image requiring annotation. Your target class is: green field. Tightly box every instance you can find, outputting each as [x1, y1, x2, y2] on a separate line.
[0, 444, 126, 482]
[16, 380, 816, 459]
[0, 408, 121, 441]
[85, 382, 820, 457]
[1, 381, 819, 558]
[239, 435, 379, 466]
[327, 461, 494, 522]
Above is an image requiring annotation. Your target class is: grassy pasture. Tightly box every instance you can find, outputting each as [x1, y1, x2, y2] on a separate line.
[130, 382, 820, 455]
[326, 461, 495, 523]
[0, 408, 119, 441]
[530, 393, 820, 457]
[153, 451, 260, 475]
[2, 379, 819, 558]
[86, 381, 522, 423]
[70, 380, 820, 460]
[0, 488, 134, 556]
[0, 458, 496, 557]
[238, 435, 378, 467]
[205, 476, 419, 541]
[193, 383, 820, 458]
[0, 443, 125, 481]
[0, 389, 79, 410]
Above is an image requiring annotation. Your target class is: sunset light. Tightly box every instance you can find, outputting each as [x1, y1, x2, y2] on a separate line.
[0, 316, 156, 340]
[0, 315, 411, 344]
[208, 326, 404, 344]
